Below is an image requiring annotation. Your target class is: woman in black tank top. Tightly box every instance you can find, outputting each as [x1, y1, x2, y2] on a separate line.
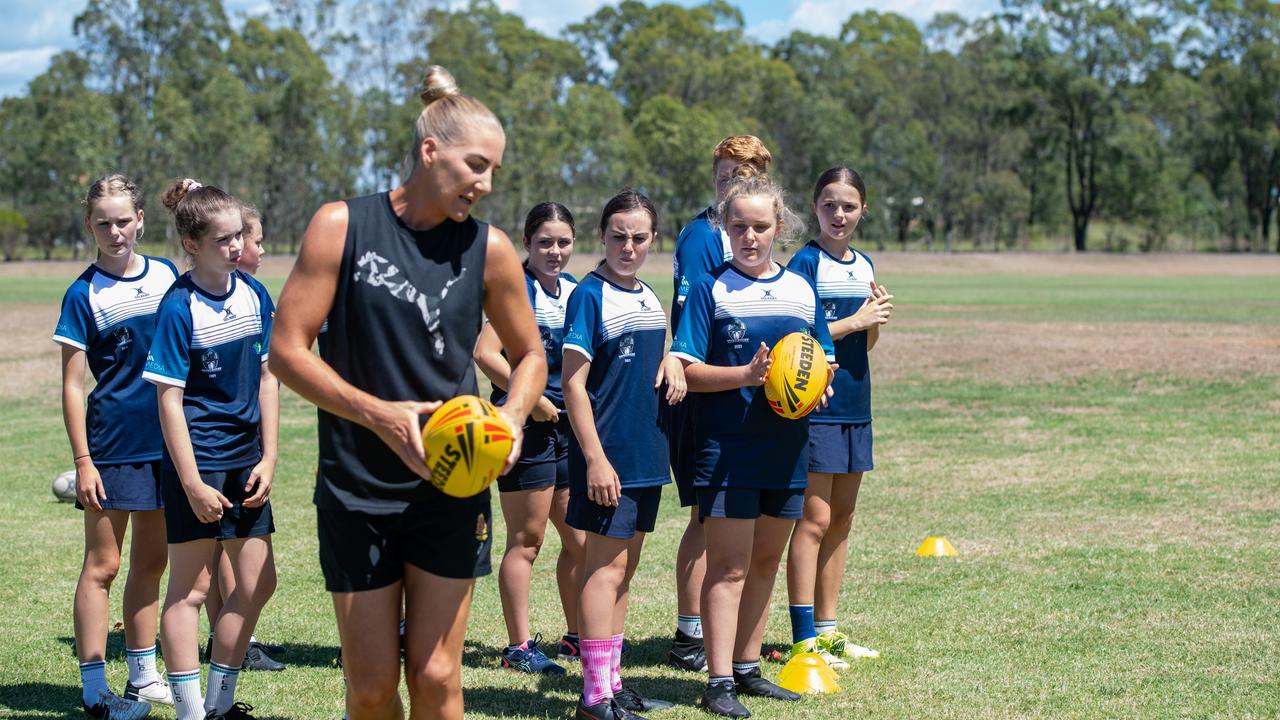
[269, 66, 546, 720]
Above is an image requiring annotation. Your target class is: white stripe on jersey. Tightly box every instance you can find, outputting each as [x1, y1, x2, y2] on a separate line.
[598, 282, 666, 342]
[86, 264, 175, 332]
[813, 250, 875, 299]
[709, 270, 817, 323]
[188, 285, 266, 350]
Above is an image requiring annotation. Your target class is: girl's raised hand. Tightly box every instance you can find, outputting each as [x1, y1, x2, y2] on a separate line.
[742, 342, 772, 386]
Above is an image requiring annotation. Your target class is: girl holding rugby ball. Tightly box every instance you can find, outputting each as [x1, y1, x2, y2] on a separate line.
[670, 173, 835, 718]
[562, 189, 686, 720]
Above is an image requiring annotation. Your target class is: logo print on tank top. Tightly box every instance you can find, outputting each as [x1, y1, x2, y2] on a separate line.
[355, 250, 467, 355]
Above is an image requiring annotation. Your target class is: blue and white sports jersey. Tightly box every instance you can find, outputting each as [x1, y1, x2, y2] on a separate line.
[670, 263, 835, 489]
[788, 241, 875, 424]
[671, 206, 732, 333]
[52, 256, 179, 463]
[143, 271, 274, 471]
[492, 269, 577, 410]
[562, 271, 669, 488]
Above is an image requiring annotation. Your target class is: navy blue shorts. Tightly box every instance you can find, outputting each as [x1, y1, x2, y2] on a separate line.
[697, 487, 805, 521]
[662, 399, 698, 507]
[160, 458, 274, 544]
[566, 485, 663, 539]
[498, 418, 570, 493]
[76, 461, 163, 512]
[316, 498, 493, 592]
[808, 422, 874, 474]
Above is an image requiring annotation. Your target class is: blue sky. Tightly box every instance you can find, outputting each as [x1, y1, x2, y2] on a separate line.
[1, 0, 1000, 98]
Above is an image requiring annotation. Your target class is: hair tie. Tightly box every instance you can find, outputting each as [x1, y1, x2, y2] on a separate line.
[183, 178, 203, 192]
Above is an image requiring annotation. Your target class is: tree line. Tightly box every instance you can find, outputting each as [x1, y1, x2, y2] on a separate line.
[0, 0, 1276, 260]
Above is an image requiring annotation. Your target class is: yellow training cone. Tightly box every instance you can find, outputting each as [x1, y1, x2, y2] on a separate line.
[777, 652, 842, 695]
[916, 535, 958, 557]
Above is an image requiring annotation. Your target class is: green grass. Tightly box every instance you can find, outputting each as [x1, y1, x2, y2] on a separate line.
[1, 265, 1278, 718]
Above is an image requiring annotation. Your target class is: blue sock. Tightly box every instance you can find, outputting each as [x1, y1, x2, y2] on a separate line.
[789, 604, 816, 644]
[79, 660, 108, 706]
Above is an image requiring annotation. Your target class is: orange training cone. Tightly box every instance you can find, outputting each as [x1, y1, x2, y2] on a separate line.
[916, 535, 958, 557]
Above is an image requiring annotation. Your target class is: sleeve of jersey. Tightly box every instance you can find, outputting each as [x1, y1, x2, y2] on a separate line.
[562, 285, 600, 361]
[673, 224, 700, 305]
[52, 284, 92, 350]
[787, 247, 820, 290]
[155, 257, 180, 281]
[811, 284, 837, 363]
[669, 278, 712, 364]
[142, 293, 193, 388]
[258, 285, 275, 362]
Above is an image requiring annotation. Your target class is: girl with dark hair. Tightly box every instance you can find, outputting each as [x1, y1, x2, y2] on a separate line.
[473, 201, 585, 674]
[785, 165, 893, 667]
[562, 189, 685, 720]
[671, 174, 834, 718]
[145, 178, 279, 720]
[55, 173, 178, 719]
[268, 65, 546, 720]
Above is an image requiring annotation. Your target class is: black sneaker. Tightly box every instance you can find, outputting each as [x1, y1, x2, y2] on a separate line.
[699, 681, 750, 718]
[668, 629, 707, 672]
[242, 642, 285, 671]
[205, 702, 257, 719]
[576, 696, 649, 720]
[615, 685, 675, 712]
[733, 667, 800, 701]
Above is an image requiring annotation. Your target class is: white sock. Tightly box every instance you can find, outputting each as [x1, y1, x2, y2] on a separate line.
[677, 614, 702, 639]
[79, 660, 108, 706]
[815, 619, 838, 635]
[205, 661, 240, 715]
[168, 669, 205, 720]
[126, 645, 161, 685]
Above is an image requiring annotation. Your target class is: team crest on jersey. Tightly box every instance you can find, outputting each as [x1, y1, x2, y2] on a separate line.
[112, 326, 133, 355]
[618, 334, 636, 360]
[824, 300, 839, 321]
[200, 349, 222, 375]
[540, 328, 556, 351]
[725, 318, 749, 347]
[222, 307, 237, 321]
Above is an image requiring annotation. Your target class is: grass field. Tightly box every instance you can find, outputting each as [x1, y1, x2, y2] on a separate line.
[1, 253, 1278, 719]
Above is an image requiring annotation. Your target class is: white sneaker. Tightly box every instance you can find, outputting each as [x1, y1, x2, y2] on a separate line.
[125, 678, 174, 706]
[84, 689, 151, 719]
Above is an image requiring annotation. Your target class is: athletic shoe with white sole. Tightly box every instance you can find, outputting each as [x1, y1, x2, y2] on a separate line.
[124, 679, 173, 706]
[784, 637, 848, 670]
[816, 630, 879, 660]
[500, 634, 566, 675]
[83, 690, 151, 719]
[205, 701, 257, 719]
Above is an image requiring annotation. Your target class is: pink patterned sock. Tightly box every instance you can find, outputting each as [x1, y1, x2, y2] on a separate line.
[610, 634, 624, 692]
[581, 638, 614, 706]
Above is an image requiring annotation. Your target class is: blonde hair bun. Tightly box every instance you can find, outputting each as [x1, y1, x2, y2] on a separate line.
[419, 66, 460, 107]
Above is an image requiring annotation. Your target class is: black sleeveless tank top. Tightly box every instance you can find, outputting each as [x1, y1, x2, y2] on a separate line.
[315, 192, 487, 513]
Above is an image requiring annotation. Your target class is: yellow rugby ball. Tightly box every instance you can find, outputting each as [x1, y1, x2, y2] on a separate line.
[421, 395, 514, 497]
[764, 331, 829, 419]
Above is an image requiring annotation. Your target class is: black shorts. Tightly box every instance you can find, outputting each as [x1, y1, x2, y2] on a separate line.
[76, 461, 163, 512]
[498, 418, 570, 493]
[662, 399, 698, 507]
[160, 458, 274, 544]
[565, 485, 663, 540]
[317, 498, 493, 593]
[697, 487, 805, 521]
[808, 422, 874, 474]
